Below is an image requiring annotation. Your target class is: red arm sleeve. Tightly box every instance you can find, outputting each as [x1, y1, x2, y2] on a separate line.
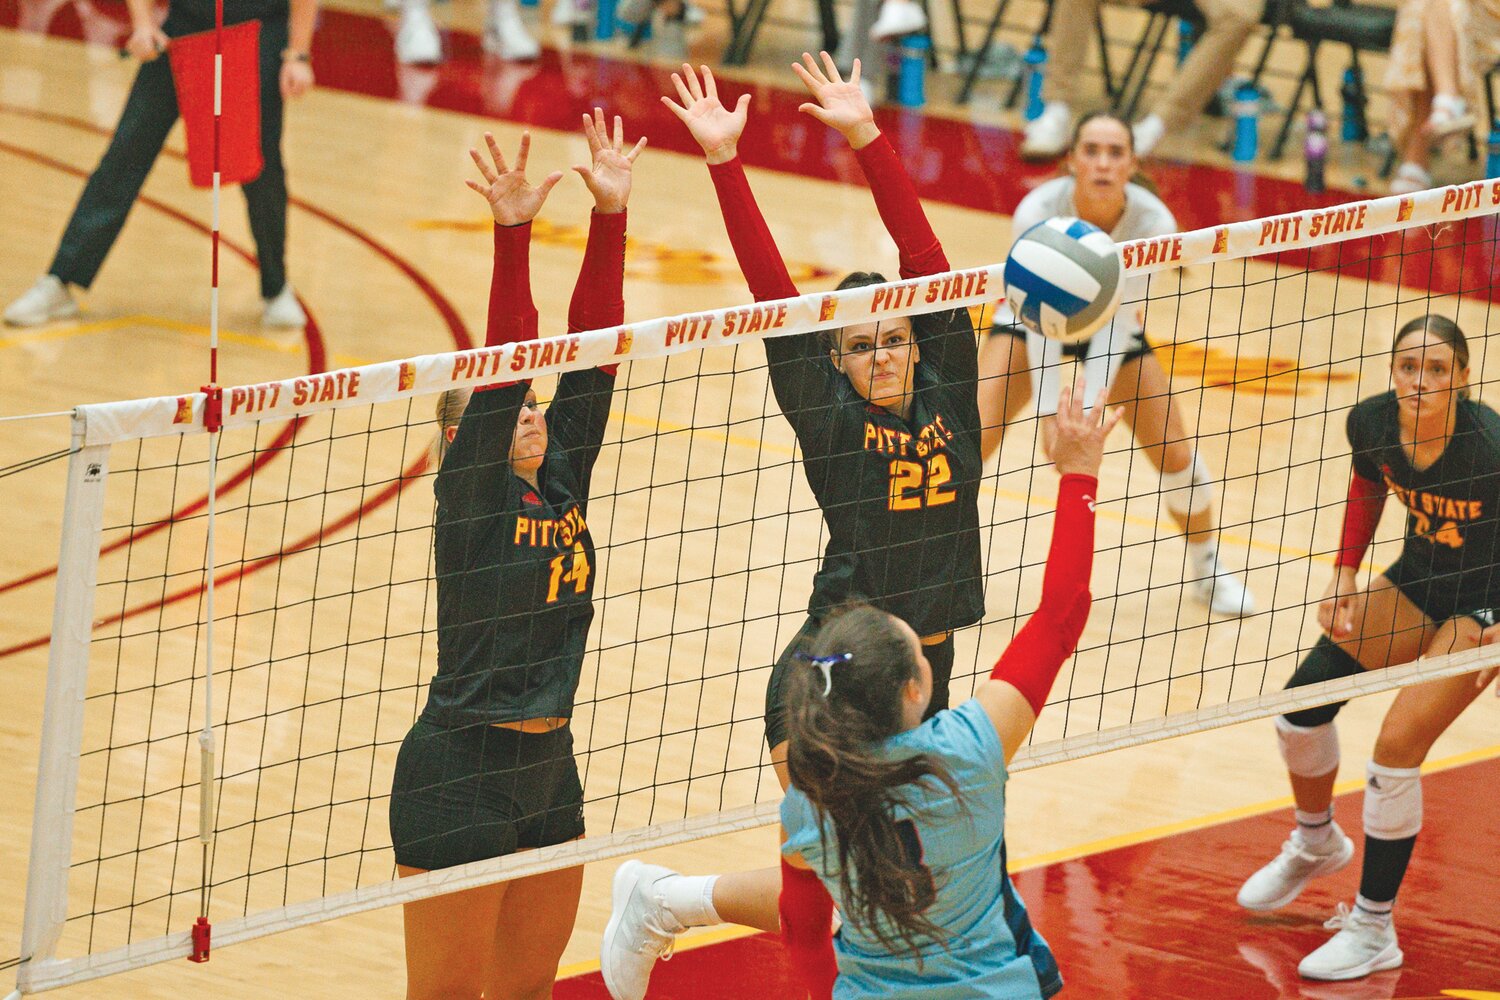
[779, 859, 837, 1000]
[852, 134, 948, 279]
[1336, 472, 1387, 569]
[990, 474, 1097, 715]
[707, 158, 800, 302]
[568, 209, 627, 375]
[488, 221, 538, 348]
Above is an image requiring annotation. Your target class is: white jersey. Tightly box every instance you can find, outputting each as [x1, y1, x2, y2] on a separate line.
[998, 176, 1178, 414]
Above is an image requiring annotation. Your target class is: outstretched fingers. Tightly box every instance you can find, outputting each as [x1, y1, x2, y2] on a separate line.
[701, 64, 719, 102]
[818, 50, 843, 84]
[469, 144, 499, 186]
[580, 111, 601, 156]
[624, 134, 647, 162]
[512, 131, 531, 173]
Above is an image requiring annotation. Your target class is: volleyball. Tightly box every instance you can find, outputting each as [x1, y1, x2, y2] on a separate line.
[1003, 216, 1124, 345]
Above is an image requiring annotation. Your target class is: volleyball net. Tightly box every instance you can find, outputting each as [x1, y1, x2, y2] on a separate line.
[10, 184, 1500, 993]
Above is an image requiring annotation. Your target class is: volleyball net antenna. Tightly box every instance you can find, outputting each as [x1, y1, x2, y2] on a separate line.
[9, 186, 1500, 994]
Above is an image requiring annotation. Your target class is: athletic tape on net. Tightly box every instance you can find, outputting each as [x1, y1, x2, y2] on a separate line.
[69, 181, 1500, 447]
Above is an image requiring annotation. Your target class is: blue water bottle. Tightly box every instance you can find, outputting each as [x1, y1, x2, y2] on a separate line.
[1177, 19, 1196, 65]
[898, 33, 929, 108]
[1231, 81, 1261, 162]
[1023, 35, 1047, 121]
[1304, 109, 1327, 194]
[595, 0, 617, 39]
[1487, 121, 1500, 179]
[1339, 65, 1367, 142]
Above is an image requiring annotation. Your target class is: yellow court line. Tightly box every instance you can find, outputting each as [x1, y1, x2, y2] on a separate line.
[555, 742, 1500, 980]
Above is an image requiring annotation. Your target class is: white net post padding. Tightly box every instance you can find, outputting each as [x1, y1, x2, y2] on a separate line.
[12, 181, 1500, 995]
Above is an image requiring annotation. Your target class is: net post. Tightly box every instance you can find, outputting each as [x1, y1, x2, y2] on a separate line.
[14, 415, 110, 996]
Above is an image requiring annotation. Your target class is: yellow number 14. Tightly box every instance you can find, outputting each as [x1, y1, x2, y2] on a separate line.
[546, 543, 592, 603]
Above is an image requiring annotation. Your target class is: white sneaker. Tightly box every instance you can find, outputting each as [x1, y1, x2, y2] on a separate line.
[1020, 102, 1072, 159]
[395, 5, 443, 64]
[1389, 161, 1433, 195]
[551, 0, 589, 26]
[1298, 903, 1403, 981]
[1425, 93, 1474, 141]
[1237, 825, 1354, 911]
[4, 275, 79, 327]
[1187, 558, 1256, 617]
[1132, 114, 1166, 157]
[870, 0, 926, 40]
[484, 0, 541, 59]
[600, 861, 686, 1000]
[262, 284, 306, 328]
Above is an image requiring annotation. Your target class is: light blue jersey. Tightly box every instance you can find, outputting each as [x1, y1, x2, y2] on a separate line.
[781, 699, 1061, 1000]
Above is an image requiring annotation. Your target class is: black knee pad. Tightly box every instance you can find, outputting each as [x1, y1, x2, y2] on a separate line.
[1282, 635, 1363, 728]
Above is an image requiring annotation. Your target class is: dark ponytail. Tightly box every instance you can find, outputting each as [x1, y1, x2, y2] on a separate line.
[784, 604, 960, 956]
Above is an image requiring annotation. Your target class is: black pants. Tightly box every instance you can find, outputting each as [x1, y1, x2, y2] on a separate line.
[49, 16, 289, 298]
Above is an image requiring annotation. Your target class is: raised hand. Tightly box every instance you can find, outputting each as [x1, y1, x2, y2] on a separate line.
[465, 131, 563, 227]
[572, 108, 646, 215]
[791, 51, 878, 149]
[661, 64, 749, 165]
[1050, 381, 1121, 480]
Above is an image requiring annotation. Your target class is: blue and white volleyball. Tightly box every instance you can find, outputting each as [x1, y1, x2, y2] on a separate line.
[1003, 217, 1124, 345]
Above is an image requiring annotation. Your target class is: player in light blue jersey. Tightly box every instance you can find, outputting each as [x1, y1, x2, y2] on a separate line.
[773, 383, 1117, 1000]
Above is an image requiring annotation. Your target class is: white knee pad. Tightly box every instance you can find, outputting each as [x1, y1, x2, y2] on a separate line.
[1161, 454, 1214, 518]
[1275, 715, 1340, 778]
[1364, 761, 1423, 840]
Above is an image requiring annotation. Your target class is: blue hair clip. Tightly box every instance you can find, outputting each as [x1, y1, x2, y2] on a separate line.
[793, 651, 852, 696]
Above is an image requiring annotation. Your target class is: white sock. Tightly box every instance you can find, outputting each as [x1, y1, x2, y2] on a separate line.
[1295, 808, 1335, 848]
[1355, 894, 1393, 921]
[658, 874, 721, 928]
[1187, 538, 1217, 577]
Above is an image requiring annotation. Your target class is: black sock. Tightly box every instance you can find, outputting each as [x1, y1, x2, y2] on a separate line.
[1358, 834, 1417, 906]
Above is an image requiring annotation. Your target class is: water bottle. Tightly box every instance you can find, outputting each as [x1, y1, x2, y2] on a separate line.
[1304, 109, 1327, 194]
[1177, 19, 1196, 65]
[595, 0, 616, 39]
[1487, 121, 1500, 179]
[1231, 81, 1261, 162]
[1023, 35, 1047, 121]
[1339, 65, 1368, 142]
[898, 33, 929, 108]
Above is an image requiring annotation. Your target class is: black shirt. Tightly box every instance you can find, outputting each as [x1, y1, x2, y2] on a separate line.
[1348, 391, 1500, 592]
[767, 309, 985, 637]
[164, 0, 289, 36]
[423, 370, 614, 726]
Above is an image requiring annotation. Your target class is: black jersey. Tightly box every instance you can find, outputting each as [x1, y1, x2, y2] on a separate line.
[1348, 391, 1500, 591]
[424, 371, 614, 726]
[164, 0, 289, 36]
[767, 308, 984, 637]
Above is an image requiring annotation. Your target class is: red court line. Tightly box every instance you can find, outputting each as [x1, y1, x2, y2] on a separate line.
[6, 0, 1500, 302]
[556, 756, 1500, 999]
[0, 113, 473, 658]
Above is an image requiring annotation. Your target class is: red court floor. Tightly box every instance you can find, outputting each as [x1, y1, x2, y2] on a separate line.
[558, 757, 1500, 999]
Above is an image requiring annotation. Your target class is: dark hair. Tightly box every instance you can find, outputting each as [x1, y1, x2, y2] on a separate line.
[820, 271, 889, 353]
[1066, 111, 1159, 196]
[1393, 314, 1471, 400]
[784, 603, 961, 956]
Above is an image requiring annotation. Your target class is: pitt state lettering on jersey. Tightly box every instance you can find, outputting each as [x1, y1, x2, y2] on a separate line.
[1257, 204, 1369, 246]
[868, 270, 989, 313]
[863, 414, 955, 458]
[1383, 469, 1479, 549]
[1440, 179, 1500, 214]
[513, 505, 588, 548]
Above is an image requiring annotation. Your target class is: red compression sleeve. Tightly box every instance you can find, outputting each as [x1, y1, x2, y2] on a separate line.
[990, 474, 1097, 715]
[568, 209, 627, 375]
[779, 859, 837, 1000]
[853, 134, 948, 279]
[707, 158, 800, 302]
[488, 222, 538, 348]
[1336, 472, 1387, 569]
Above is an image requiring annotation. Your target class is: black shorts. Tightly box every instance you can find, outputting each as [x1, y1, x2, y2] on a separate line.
[763, 615, 955, 751]
[986, 320, 1152, 367]
[389, 718, 585, 871]
[1382, 555, 1500, 628]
